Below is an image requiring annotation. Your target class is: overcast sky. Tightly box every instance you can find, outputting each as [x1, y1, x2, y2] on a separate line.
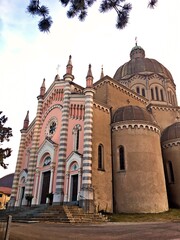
[0, 0, 180, 178]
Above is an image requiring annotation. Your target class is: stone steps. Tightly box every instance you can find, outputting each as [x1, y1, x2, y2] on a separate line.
[0, 204, 108, 223]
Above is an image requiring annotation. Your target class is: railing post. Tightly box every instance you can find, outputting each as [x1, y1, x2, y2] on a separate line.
[4, 215, 12, 240]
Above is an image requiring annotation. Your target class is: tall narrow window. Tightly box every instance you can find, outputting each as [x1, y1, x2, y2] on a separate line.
[119, 146, 125, 170]
[142, 88, 145, 97]
[167, 161, 175, 183]
[151, 88, 154, 100]
[98, 144, 104, 170]
[160, 89, 164, 101]
[155, 86, 159, 100]
[172, 94, 175, 106]
[72, 124, 82, 152]
[168, 91, 171, 103]
[136, 87, 140, 94]
[76, 129, 79, 151]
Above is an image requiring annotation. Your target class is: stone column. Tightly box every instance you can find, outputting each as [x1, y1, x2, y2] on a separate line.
[49, 163, 55, 193]
[53, 56, 74, 204]
[79, 64, 95, 213]
[25, 96, 43, 204]
[32, 168, 40, 205]
[9, 111, 29, 207]
[64, 171, 70, 202]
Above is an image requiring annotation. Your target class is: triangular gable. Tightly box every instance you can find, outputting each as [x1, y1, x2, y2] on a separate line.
[37, 137, 58, 166]
[93, 75, 148, 108]
[66, 151, 82, 171]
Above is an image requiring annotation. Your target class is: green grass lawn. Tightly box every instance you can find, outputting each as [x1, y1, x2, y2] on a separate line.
[108, 209, 180, 222]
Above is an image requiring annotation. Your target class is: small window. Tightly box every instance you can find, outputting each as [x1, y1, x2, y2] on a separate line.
[119, 145, 125, 170]
[172, 94, 175, 106]
[75, 129, 80, 151]
[98, 144, 104, 170]
[136, 87, 140, 94]
[43, 156, 51, 166]
[160, 89, 164, 101]
[72, 124, 82, 152]
[168, 91, 171, 103]
[167, 161, 175, 183]
[142, 88, 145, 97]
[155, 86, 159, 100]
[151, 88, 154, 100]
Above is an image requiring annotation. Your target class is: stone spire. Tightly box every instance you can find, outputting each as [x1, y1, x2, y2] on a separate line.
[86, 64, 93, 88]
[66, 55, 73, 75]
[40, 78, 46, 96]
[100, 65, 104, 79]
[23, 111, 29, 130]
[63, 55, 74, 82]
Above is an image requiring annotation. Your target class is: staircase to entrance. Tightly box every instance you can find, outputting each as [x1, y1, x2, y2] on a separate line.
[0, 204, 108, 224]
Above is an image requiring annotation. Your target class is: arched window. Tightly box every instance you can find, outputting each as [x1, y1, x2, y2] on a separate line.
[151, 88, 154, 100]
[155, 86, 159, 100]
[136, 87, 140, 94]
[43, 156, 51, 167]
[168, 91, 171, 103]
[76, 129, 80, 150]
[142, 88, 145, 97]
[119, 145, 125, 170]
[160, 89, 164, 101]
[72, 124, 82, 152]
[167, 161, 174, 183]
[98, 144, 104, 170]
[172, 94, 175, 106]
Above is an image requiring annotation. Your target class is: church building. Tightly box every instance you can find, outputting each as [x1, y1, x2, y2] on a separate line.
[10, 45, 180, 213]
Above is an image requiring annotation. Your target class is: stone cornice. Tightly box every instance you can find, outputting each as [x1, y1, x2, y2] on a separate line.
[162, 139, 180, 148]
[112, 121, 160, 134]
[147, 104, 180, 112]
[93, 101, 110, 113]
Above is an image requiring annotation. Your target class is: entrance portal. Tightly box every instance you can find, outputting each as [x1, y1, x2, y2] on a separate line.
[71, 174, 78, 201]
[20, 187, 25, 206]
[41, 171, 50, 204]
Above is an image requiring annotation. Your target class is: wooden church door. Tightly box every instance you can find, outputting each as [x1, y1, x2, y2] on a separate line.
[71, 174, 78, 201]
[41, 171, 50, 204]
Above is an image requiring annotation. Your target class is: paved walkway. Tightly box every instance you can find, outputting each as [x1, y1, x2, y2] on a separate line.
[9, 221, 180, 240]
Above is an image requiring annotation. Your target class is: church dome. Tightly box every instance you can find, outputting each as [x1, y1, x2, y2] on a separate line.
[113, 105, 155, 123]
[113, 45, 173, 81]
[161, 122, 180, 142]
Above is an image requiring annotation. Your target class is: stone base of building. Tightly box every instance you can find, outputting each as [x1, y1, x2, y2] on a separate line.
[79, 199, 94, 213]
[79, 184, 94, 213]
[53, 191, 64, 205]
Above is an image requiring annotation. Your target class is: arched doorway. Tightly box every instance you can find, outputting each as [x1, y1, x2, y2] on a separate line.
[71, 174, 78, 201]
[69, 162, 79, 202]
[41, 171, 51, 204]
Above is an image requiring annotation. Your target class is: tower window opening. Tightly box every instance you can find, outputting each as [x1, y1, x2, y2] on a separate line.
[136, 87, 140, 94]
[172, 94, 175, 106]
[142, 88, 145, 97]
[160, 89, 164, 101]
[155, 86, 159, 101]
[98, 144, 104, 170]
[119, 145, 125, 171]
[151, 88, 154, 100]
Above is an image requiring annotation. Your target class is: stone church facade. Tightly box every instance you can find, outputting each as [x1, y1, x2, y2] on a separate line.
[10, 45, 180, 213]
